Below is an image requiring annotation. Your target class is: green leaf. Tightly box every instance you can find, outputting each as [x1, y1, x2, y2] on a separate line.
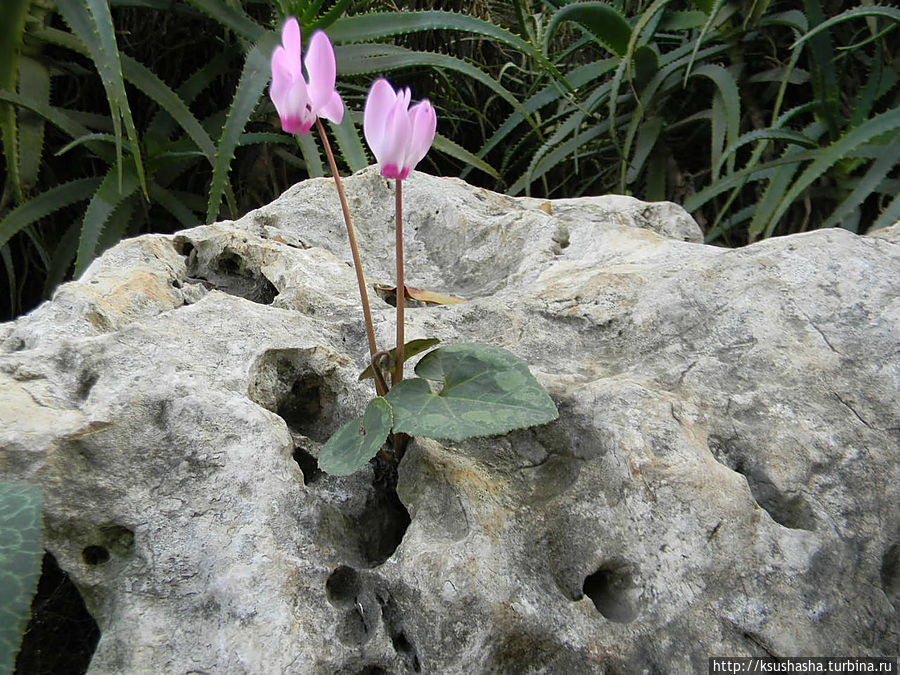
[790, 5, 900, 50]
[328, 111, 368, 174]
[358, 338, 440, 381]
[206, 30, 279, 223]
[432, 133, 500, 181]
[16, 56, 51, 193]
[626, 116, 662, 184]
[329, 10, 553, 73]
[119, 53, 217, 164]
[544, 2, 631, 57]
[765, 109, 900, 236]
[869, 191, 900, 233]
[0, 0, 30, 202]
[714, 128, 818, 176]
[0, 481, 43, 675]
[75, 165, 141, 276]
[690, 64, 740, 179]
[296, 131, 324, 178]
[384, 344, 558, 442]
[334, 44, 539, 137]
[0, 178, 102, 251]
[55, 0, 147, 196]
[318, 397, 393, 476]
[148, 182, 200, 229]
[465, 58, 616, 180]
[42, 221, 80, 298]
[800, 0, 841, 140]
[183, 0, 265, 42]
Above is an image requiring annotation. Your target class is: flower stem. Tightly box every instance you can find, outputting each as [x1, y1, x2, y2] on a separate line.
[393, 178, 405, 386]
[315, 119, 384, 396]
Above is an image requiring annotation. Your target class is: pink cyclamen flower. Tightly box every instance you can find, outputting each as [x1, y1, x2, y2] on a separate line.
[363, 78, 437, 180]
[270, 18, 343, 135]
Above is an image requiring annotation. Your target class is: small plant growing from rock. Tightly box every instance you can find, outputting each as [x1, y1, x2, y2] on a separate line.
[269, 20, 558, 475]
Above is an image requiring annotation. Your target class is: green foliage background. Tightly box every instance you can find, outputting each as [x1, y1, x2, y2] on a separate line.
[1, 0, 898, 320]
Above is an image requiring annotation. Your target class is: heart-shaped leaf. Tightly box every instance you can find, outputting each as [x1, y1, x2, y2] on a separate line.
[384, 343, 558, 441]
[318, 397, 393, 476]
[0, 481, 43, 675]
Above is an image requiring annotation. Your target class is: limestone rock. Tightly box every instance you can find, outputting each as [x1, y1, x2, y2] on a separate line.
[1, 166, 898, 673]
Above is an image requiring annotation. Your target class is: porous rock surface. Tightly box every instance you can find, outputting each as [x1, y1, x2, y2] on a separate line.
[1, 166, 898, 673]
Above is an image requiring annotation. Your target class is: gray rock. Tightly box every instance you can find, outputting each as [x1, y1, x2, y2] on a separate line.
[1, 166, 897, 673]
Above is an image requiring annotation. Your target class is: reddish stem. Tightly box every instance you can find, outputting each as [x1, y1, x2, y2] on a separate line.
[315, 119, 384, 396]
[393, 179, 405, 386]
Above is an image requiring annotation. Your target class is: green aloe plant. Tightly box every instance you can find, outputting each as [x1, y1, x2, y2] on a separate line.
[0, 0, 549, 319]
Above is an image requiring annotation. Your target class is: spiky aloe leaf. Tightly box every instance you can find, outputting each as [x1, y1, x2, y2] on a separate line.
[764, 108, 900, 237]
[0, 0, 30, 202]
[334, 44, 539, 136]
[869, 191, 900, 233]
[328, 111, 367, 174]
[790, 5, 900, 49]
[0, 481, 43, 675]
[119, 54, 217, 163]
[690, 64, 740, 179]
[296, 131, 324, 178]
[15, 56, 51, 194]
[800, 0, 840, 140]
[319, 397, 393, 476]
[432, 133, 499, 181]
[0, 177, 101, 251]
[182, 0, 265, 42]
[823, 147, 897, 230]
[206, 30, 279, 223]
[464, 58, 615, 180]
[55, 0, 147, 196]
[384, 344, 558, 442]
[328, 10, 557, 77]
[543, 2, 631, 57]
[307, 0, 351, 31]
[683, 0, 728, 82]
[74, 165, 141, 276]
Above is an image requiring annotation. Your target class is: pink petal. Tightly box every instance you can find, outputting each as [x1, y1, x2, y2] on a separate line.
[305, 30, 337, 114]
[276, 79, 312, 133]
[363, 79, 397, 164]
[318, 90, 344, 124]
[281, 17, 303, 75]
[404, 99, 436, 173]
[379, 96, 412, 175]
[270, 46, 293, 112]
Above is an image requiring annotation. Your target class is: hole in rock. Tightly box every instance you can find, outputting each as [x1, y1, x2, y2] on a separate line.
[881, 543, 900, 607]
[278, 373, 330, 442]
[354, 458, 411, 567]
[293, 446, 323, 485]
[356, 667, 389, 675]
[337, 607, 372, 646]
[75, 372, 97, 402]
[378, 589, 420, 672]
[98, 524, 135, 557]
[247, 349, 341, 444]
[582, 564, 640, 623]
[209, 248, 278, 305]
[708, 436, 816, 531]
[172, 237, 194, 258]
[15, 552, 100, 675]
[81, 545, 110, 566]
[326, 566, 361, 607]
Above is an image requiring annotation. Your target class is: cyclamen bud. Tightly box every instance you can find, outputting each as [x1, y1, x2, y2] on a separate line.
[363, 78, 437, 180]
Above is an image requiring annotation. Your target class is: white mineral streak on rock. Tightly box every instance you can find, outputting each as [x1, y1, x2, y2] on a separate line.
[1, 166, 897, 672]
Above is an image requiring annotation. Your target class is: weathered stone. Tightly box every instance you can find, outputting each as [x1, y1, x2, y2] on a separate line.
[1, 166, 897, 673]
